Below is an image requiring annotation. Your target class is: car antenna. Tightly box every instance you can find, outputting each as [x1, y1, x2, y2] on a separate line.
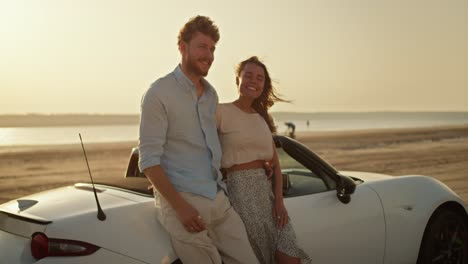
[79, 133, 106, 221]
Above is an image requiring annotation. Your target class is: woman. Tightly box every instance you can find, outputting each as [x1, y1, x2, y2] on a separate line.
[216, 56, 312, 264]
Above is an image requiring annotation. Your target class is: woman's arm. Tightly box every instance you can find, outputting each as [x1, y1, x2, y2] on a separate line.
[272, 142, 283, 200]
[271, 140, 289, 229]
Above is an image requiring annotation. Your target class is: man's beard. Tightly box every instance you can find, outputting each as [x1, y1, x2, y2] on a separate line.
[186, 55, 209, 77]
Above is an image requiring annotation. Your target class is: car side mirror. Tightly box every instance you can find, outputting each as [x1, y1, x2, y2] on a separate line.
[336, 174, 356, 204]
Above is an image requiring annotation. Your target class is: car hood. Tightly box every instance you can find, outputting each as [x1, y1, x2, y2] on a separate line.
[339, 170, 392, 182]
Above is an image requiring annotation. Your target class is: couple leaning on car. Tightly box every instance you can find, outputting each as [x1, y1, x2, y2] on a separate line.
[139, 16, 311, 264]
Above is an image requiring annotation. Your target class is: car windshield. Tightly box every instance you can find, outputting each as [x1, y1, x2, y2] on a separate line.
[277, 147, 331, 197]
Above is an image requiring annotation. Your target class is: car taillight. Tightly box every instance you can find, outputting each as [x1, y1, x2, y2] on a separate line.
[31, 232, 100, 260]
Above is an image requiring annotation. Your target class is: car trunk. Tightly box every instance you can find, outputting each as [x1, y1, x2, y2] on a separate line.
[0, 176, 154, 259]
[0, 184, 146, 263]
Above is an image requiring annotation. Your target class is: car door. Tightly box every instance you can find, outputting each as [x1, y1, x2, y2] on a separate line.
[277, 147, 386, 264]
[285, 186, 385, 264]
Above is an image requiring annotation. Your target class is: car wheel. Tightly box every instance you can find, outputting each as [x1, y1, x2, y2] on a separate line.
[417, 209, 468, 264]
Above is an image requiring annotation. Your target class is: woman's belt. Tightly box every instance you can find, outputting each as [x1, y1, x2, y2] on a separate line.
[224, 160, 266, 174]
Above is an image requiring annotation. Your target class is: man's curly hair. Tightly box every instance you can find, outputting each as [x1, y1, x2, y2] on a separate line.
[178, 15, 220, 45]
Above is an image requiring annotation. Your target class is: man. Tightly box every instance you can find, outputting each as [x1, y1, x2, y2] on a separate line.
[138, 16, 258, 264]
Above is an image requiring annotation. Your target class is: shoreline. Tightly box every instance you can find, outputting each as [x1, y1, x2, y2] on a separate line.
[1, 124, 467, 150]
[1, 111, 467, 128]
[0, 114, 139, 128]
[1, 125, 467, 204]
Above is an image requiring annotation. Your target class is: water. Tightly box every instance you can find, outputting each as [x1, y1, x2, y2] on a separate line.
[0, 125, 139, 146]
[1, 112, 467, 146]
[275, 112, 468, 133]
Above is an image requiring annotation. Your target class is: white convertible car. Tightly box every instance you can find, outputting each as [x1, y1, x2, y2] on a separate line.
[1, 136, 467, 264]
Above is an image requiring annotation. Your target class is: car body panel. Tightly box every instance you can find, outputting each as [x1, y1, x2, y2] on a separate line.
[0, 186, 133, 222]
[340, 170, 391, 182]
[365, 175, 466, 264]
[0, 211, 47, 238]
[0, 229, 35, 264]
[1, 176, 465, 264]
[33, 248, 150, 264]
[44, 198, 176, 264]
[0, 185, 176, 264]
[286, 184, 386, 263]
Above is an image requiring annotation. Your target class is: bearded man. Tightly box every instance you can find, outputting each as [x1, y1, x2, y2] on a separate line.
[138, 16, 258, 264]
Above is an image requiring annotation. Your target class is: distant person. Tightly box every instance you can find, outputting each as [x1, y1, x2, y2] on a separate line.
[216, 56, 312, 264]
[285, 122, 296, 138]
[139, 16, 258, 264]
[306, 120, 310, 129]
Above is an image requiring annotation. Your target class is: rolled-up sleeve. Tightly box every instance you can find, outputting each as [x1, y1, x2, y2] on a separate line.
[138, 85, 168, 172]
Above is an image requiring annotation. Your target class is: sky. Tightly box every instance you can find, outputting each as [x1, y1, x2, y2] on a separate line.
[1, 0, 467, 114]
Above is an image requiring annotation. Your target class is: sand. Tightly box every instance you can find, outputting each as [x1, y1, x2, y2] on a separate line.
[1, 125, 467, 205]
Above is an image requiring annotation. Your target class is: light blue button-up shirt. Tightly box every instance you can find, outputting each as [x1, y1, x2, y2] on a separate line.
[138, 65, 225, 200]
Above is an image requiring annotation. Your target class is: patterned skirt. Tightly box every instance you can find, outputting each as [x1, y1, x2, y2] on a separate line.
[226, 168, 312, 264]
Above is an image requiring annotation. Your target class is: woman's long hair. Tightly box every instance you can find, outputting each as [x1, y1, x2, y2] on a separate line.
[235, 56, 288, 134]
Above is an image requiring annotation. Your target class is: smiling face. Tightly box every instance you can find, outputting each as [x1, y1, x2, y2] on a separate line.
[180, 31, 215, 77]
[237, 62, 266, 100]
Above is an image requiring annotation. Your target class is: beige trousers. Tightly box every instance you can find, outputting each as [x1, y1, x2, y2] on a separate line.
[155, 191, 259, 264]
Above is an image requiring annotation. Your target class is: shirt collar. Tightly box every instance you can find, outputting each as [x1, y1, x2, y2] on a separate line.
[173, 64, 215, 96]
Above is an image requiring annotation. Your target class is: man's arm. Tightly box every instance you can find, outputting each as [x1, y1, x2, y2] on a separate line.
[139, 86, 205, 232]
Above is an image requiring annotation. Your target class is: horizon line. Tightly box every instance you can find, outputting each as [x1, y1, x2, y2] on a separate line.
[1, 110, 468, 116]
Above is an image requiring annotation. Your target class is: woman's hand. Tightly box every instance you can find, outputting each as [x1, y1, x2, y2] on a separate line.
[272, 200, 289, 229]
[264, 160, 275, 180]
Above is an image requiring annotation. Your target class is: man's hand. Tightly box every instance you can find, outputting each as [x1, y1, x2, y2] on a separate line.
[264, 160, 275, 180]
[175, 201, 206, 233]
[143, 165, 206, 233]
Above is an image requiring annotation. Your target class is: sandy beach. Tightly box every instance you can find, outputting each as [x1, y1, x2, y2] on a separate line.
[0, 125, 467, 205]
